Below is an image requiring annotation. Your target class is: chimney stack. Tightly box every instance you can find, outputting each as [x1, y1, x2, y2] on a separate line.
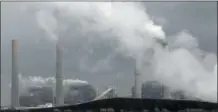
[55, 40, 64, 106]
[11, 40, 19, 108]
[134, 60, 141, 98]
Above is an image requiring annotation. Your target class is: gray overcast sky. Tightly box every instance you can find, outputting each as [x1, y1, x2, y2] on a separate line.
[1, 2, 217, 100]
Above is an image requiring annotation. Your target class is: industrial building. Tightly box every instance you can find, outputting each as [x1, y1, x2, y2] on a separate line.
[3, 39, 211, 112]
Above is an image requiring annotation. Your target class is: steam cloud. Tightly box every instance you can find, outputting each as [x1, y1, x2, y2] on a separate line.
[32, 2, 217, 102]
[2, 2, 217, 106]
[19, 75, 88, 94]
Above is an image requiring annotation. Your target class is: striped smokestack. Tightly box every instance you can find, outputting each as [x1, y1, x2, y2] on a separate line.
[11, 40, 19, 108]
[55, 40, 64, 106]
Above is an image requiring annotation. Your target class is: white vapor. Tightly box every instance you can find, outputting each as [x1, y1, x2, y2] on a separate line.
[32, 2, 165, 57]
[17, 2, 217, 103]
[152, 31, 217, 102]
[36, 10, 58, 41]
[19, 75, 88, 94]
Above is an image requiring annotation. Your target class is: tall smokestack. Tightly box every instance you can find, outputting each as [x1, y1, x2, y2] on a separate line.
[134, 60, 141, 98]
[55, 40, 64, 106]
[11, 40, 19, 108]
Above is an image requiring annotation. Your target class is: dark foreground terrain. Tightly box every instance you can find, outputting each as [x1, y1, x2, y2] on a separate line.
[1, 98, 217, 112]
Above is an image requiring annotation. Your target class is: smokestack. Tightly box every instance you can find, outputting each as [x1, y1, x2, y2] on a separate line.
[11, 40, 19, 108]
[55, 41, 64, 106]
[134, 60, 141, 98]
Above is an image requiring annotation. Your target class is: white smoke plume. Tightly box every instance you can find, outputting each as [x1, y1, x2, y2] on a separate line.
[36, 10, 58, 41]
[19, 75, 88, 94]
[9, 2, 217, 103]
[152, 31, 217, 102]
[31, 2, 165, 56]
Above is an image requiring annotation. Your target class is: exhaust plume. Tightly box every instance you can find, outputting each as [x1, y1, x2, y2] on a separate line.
[19, 75, 88, 91]
[19, 2, 217, 103]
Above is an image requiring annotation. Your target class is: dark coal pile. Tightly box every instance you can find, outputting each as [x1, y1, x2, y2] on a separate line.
[2, 109, 217, 112]
[2, 97, 217, 112]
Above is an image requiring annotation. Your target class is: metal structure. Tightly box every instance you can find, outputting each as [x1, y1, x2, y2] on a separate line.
[11, 40, 20, 108]
[94, 88, 116, 100]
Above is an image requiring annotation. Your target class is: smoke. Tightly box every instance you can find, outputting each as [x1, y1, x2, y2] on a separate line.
[19, 75, 88, 94]
[36, 10, 58, 41]
[31, 2, 165, 56]
[151, 31, 217, 102]
[7, 2, 217, 103]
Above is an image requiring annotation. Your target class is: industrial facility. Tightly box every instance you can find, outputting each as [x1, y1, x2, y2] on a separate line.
[0, 39, 217, 112]
[7, 40, 118, 109]
[8, 38, 183, 108]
